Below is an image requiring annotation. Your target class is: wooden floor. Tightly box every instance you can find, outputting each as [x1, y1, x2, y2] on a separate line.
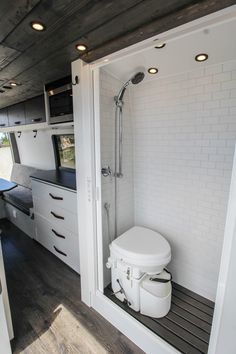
[105, 280, 215, 354]
[0, 219, 143, 354]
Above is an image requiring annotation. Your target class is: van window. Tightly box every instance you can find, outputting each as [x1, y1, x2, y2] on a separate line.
[0, 132, 13, 179]
[53, 134, 75, 170]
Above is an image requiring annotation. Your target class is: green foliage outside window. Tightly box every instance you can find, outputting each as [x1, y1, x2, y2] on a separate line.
[0, 133, 10, 147]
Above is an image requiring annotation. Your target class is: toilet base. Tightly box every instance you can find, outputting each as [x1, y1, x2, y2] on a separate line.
[111, 269, 172, 318]
[140, 275, 172, 318]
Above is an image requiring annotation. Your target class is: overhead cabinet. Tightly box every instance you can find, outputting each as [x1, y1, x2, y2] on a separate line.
[8, 102, 26, 127]
[0, 108, 8, 128]
[25, 95, 46, 125]
[0, 94, 46, 128]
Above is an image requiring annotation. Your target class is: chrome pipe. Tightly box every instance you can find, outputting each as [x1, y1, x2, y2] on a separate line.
[114, 102, 123, 178]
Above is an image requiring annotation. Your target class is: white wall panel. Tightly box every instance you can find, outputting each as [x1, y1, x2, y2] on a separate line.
[132, 60, 236, 300]
[16, 127, 74, 170]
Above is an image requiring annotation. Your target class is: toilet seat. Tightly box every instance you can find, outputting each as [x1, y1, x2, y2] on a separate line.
[110, 226, 171, 272]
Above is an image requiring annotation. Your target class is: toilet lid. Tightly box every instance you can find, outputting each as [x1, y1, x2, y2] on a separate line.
[111, 226, 171, 266]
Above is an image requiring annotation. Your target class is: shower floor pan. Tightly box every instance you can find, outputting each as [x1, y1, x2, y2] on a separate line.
[104, 282, 214, 354]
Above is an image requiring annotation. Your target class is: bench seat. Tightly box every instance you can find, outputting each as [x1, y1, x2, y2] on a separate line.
[2, 163, 45, 216]
[3, 185, 33, 216]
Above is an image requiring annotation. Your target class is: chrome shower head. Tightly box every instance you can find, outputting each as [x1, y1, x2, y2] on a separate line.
[116, 71, 145, 103]
[131, 72, 145, 85]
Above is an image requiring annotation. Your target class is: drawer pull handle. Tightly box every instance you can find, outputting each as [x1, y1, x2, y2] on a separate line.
[32, 118, 42, 122]
[14, 121, 21, 125]
[0, 123, 6, 127]
[51, 211, 64, 220]
[52, 229, 65, 239]
[49, 193, 63, 200]
[53, 246, 67, 257]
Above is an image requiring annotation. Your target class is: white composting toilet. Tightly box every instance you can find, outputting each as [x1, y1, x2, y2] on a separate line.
[107, 226, 172, 318]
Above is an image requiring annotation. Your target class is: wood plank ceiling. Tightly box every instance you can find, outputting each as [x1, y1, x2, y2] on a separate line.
[0, 0, 235, 108]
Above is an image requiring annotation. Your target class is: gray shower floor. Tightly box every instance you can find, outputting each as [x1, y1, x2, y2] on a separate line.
[105, 282, 214, 354]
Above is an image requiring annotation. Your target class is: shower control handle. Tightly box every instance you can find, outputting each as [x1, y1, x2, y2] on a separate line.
[101, 166, 112, 177]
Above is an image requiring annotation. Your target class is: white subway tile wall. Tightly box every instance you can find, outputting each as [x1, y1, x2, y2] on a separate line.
[132, 60, 236, 300]
[100, 60, 236, 300]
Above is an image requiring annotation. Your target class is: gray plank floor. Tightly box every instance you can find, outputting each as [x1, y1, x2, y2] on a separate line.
[105, 280, 215, 354]
[0, 219, 143, 354]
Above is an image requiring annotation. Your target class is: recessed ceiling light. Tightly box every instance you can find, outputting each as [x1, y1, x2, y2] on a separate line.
[76, 44, 87, 51]
[10, 82, 18, 87]
[195, 53, 208, 62]
[155, 43, 166, 49]
[104, 58, 109, 62]
[30, 21, 45, 31]
[148, 67, 158, 74]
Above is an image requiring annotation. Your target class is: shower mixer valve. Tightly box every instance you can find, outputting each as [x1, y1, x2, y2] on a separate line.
[101, 166, 113, 177]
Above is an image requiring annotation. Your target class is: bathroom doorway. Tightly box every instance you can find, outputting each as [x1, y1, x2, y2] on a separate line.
[73, 5, 236, 354]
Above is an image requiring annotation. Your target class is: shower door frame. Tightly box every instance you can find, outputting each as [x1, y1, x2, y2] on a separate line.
[72, 6, 236, 354]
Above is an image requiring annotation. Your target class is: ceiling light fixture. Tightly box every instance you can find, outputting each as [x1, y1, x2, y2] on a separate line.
[195, 53, 208, 62]
[155, 43, 166, 49]
[76, 44, 87, 51]
[30, 21, 45, 31]
[148, 67, 158, 74]
[10, 82, 18, 87]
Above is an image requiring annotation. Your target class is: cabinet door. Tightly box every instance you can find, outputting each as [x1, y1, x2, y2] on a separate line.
[25, 95, 46, 125]
[8, 102, 25, 127]
[0, 108, 9, 128]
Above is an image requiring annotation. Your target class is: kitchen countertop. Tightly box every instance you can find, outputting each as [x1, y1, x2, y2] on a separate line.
[30, 169, 76, 191]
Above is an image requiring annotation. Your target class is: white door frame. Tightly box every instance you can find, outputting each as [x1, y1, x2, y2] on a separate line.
[72, 5, 236, 353]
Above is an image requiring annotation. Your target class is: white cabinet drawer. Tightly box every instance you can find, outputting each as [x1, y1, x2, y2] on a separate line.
[35, 213, 80, 273]
[33, 196, 78, 234]
[31, 179, 77, 214]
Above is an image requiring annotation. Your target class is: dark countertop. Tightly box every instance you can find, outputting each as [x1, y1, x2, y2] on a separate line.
[30, 169, 76, 191]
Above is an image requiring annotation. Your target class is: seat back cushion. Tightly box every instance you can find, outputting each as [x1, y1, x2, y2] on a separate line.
[10, 163, 43, 189]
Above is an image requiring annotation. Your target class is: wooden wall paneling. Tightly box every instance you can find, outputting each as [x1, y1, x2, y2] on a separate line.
[1, 0, 143, 82]
[0, 0, 235, 108]
[0, 0, 40, 42]
[81, 0, 236, 62]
